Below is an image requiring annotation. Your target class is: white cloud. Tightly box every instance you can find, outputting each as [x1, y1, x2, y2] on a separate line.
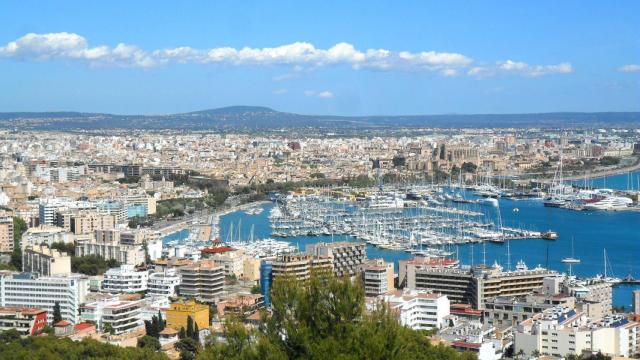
[272, 88, 288, 94]
[304, 90, 334, 98]
[0, 32, 574, 78]
[498, 60, 573, 77]
[618, 64, 640, 73]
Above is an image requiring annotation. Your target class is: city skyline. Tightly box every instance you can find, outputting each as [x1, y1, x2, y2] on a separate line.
[1, 1, 639, 115]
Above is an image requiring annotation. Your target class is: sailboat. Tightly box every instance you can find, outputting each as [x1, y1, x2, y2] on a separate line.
[598, 249, 621, 284]
[561, 237, 580, 277]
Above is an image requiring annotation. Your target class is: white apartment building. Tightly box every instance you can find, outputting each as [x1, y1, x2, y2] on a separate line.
[148, 268, 181, 298]
[75, 229, 145, 266]
[514, 306, 640, 358]
[22, 245, 71, 276]
[383, 289, 450, 330]
[0, 272, 89, 324]
[102, 265, 148, 293]
[81, 297, 144, 335]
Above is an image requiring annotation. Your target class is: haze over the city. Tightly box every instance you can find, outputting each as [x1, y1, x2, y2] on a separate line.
[1, 0, 639, 116]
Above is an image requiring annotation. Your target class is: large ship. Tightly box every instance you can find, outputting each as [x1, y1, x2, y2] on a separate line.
[583, 196, 633, 211]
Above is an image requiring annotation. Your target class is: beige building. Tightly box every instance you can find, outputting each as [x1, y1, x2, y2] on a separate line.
[360, 258, 394, 297]
[22, 245, 71, 276]
[406, 262, 557, 309]
[242, 257, 261, 282]
[0, 214, 14, 253]
[69, 212, 115, 234]
[306, 241, 366, 278]
[515, 306, 640, 358]
[270, 253, 333, 282]
[179, 259, 225, 303]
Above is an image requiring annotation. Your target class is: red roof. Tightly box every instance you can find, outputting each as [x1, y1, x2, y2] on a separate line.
[201, 247, 235, 254]
[452, 341, 482, 349]
[54, 320, 71, 327]
[74, 323, 95, 332]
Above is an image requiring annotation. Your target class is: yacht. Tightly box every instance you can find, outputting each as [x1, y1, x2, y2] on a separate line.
[583, 196, 633, 211]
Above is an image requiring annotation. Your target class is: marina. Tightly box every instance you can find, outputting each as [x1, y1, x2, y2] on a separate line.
[161, 171, 640, 310]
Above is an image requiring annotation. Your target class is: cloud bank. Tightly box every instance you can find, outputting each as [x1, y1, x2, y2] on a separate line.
[618, 64, 640, 73]
[0, 32, 573, 78]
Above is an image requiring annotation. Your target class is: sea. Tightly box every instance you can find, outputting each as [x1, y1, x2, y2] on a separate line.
[167, 171, 640, 310]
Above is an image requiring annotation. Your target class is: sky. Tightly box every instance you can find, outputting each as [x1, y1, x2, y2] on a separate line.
[0, 1, 639, 115]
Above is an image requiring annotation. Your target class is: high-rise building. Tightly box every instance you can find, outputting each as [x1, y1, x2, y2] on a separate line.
[633, 290, 640, 315]
[0, 272, 88, 324]
[0, 214, 14, 253]
[360, 258, 394, 297]
[406, 262, 557, 309]
[306, 241, 366, 278]
[179, 260, 224, 303]
[148, 268, 181, 298]
[270, 253, 333, 283]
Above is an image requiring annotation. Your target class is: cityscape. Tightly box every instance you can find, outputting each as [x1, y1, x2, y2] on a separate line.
[0, 1, 639, 360]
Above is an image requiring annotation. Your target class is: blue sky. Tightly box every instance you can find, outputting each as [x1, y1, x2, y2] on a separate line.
[0, 1, 638, 115]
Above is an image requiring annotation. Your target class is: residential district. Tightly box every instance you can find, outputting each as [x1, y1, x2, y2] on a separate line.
[0, 128, 639, 359]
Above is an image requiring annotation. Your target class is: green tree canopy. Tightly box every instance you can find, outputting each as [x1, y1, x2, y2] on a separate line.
[197, 270, 476, 360]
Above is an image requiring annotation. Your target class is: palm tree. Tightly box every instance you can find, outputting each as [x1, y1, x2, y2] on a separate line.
[516, 349, 526, 360]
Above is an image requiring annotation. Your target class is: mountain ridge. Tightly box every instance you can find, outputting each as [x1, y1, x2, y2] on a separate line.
[1, 106, 639, 130]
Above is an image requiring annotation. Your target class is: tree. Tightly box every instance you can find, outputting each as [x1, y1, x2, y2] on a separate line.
[196, 270, 474, 360]
[186, 316, 194, 339]
[176, 337, 199, 360]
[137, 335, 161, 351]
[193, 323, 200, 342]
[461, 162, 478, 173]
[52, 302, 62, 324]
[103, 322, 114, 336]
[179, 327, 186, 339]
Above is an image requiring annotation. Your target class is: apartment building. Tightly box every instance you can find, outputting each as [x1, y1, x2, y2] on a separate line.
[81, 298, 144, 335]
[102, 265, 149, 293]
[383, 289, 450, 330]
[306, 241, 366, 277]
[515, 306, 640, 358]
[406, 263, 557, 309]
[483, 294, 576, 329]
[148, 268, 181, 298]
[270, 253, 333, 282]
[0, 214, 13, 253]
[178, 259, 225, 303]
[20, 225, 75, 249]
[0, 307, 48, 336]
[22, 245, 71, 276]
[69, 212, 115, 234]
[75, 229, 145, 266]
[201, 247, 244, 277]
[360, 258, 395, 297]
[0, 272, 89, 324]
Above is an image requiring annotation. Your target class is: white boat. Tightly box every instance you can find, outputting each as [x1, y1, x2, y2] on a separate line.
[477, 198, 498, 207]
[583, 196, 633, 211]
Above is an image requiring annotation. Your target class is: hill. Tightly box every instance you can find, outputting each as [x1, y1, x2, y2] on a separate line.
[0, 107, 639, 130]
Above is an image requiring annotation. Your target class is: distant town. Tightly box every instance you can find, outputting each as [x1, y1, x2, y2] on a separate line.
[0, 125, 639, 359]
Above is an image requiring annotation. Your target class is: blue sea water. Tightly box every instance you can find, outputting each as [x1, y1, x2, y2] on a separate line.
[167, 171, 640, 310]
